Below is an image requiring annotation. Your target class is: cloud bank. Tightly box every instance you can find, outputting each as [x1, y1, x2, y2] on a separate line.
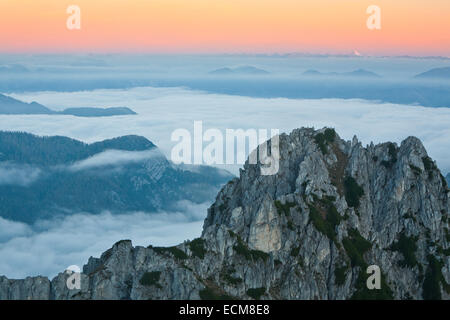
[0, 201, 209, 279]
[0, 163, 41, 186]
[5, 86, 450, 175]
[68, 149, 163, 171]
[2, 85, 450, 278]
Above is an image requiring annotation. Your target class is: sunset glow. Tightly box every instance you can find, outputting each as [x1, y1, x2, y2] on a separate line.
[0, 0, 449, 55]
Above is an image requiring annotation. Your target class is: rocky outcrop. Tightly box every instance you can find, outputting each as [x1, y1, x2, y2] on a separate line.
[1, 127, 449, 300]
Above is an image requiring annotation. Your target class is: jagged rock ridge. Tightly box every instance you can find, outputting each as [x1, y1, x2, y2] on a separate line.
[1, 127, 449, 300]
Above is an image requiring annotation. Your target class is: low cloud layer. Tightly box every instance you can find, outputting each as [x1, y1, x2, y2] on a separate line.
[5, 86, 450, 175]
[2, 86, 450, 279]
[0, 201, 209, 279]
[69, 149, 163, 171]
[0, 162, 41, 186]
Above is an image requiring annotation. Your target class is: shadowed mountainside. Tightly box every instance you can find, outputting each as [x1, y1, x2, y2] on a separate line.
[0, 131, 233, 223]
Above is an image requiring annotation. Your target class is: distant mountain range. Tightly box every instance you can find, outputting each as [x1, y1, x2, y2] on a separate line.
[303, 68, 381, 78]
[0, 131, 233, 223]
[209, 66, 270, 75]
[0, 93, 136, 116]
[414, 67, 450, 79]
[446, 173, 450, 185]
[2, 63, 450, 107]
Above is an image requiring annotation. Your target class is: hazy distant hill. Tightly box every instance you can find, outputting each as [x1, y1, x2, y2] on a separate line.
[60, 107, 136, 117]
[345, 69, 381, 78]
[414, 67, 450, 79]
[209, 66, 270, 75]
[303, 68, 381, 78]
[0, 93, 55, 114]
[1, 66, 449, 107]
[0, 93, 137, 116]
[0, 132, 233, 223]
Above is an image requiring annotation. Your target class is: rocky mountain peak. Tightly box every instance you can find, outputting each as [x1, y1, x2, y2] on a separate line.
[1, 127, 449, 300]
[204, 128, 447, 247]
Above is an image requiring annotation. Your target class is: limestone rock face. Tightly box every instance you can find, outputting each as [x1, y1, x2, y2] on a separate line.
[248, 196, 282, 253]
[1, 127, 449, 300]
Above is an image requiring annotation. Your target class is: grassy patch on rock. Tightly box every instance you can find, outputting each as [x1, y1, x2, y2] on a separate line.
[189, 238, 207, 259]
[422, 254, 450, 300]
[199, 286, 234, 300]
[140, 271, 162, 289]
[233, 235, 270, 262]
[344, 176, 364, 208]
[334, 265, 349, 286]
[389, 232, 419, 268]
[274, 200, 296, 217]
[314, 128, 336, 155]
[381, 143, 398, 168]
[220, 268, 243, 286]
[308, 195, 342, 246]
[246, 287, 266, 300]
[342, 229, 393, 300]
[149, 245, 188, 260]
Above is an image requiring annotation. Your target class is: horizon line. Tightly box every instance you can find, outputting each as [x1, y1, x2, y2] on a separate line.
[0, 51, 449, 60]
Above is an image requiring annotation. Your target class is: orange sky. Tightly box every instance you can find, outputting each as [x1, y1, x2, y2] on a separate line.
[0, 0, 449, 55]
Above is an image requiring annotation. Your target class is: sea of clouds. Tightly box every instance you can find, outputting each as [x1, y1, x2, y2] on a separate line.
[5, 86, 450, 174]
[1, 86, 450, 278]
[0, 201, 208, 279]
[0, 162, 42, 186]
